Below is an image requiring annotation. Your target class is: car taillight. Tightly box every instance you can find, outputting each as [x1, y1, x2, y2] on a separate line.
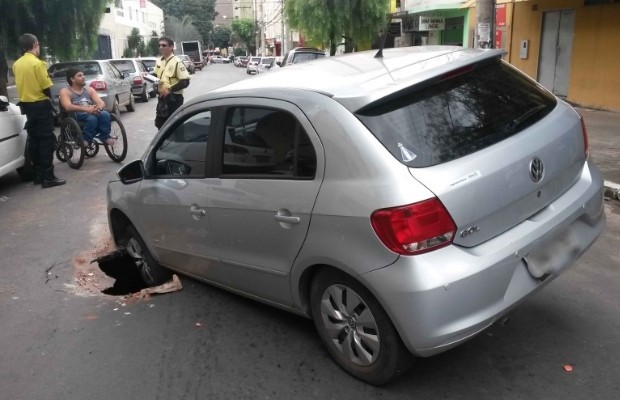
[90, 80, 107, 91]
[579, 114, 589, 159]
[133, 76, 143, 85]
[371, 198, 456, 255]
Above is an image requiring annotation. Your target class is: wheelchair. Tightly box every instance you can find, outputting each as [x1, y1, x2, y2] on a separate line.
[55, 106, 128, 169]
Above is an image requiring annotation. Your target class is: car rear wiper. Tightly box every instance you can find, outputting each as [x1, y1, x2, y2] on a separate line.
[505, 104, 547, 132]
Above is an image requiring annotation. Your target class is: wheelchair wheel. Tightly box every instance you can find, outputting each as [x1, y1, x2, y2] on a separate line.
[104, 113, 128, 162]
[60, 117, 85, 169]
[55, 139, 67, 162]
[85, 141, 99, 158]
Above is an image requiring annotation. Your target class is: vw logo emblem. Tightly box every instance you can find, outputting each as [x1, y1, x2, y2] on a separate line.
[529, 157, 544, 183]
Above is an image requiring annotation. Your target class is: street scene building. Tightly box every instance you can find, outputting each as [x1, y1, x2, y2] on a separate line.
[394, 0, 620, 111]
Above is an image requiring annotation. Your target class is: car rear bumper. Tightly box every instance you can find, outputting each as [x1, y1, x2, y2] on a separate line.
[361, 160, 605, 357]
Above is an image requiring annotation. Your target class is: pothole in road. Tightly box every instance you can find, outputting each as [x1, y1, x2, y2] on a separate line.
[71, 216, 147, 297]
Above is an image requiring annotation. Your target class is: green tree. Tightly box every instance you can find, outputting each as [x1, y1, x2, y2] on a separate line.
[285, 0, 390, 55]
[231, 19, 256, 55]
[212, 26, 232, 50]
[0, 0, 109, 96]
[146, 31, 160, 56]
[151, 0, 216, 44]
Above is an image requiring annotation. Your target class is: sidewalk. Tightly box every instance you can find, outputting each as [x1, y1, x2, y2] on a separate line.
[576, 107, 620, 201]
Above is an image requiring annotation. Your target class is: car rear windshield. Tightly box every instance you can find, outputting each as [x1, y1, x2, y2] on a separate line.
[48, 62, 102, 78]
[109, 60, 136, 72]
[355, 59, 557, 167]
[292, 52, 325, 64]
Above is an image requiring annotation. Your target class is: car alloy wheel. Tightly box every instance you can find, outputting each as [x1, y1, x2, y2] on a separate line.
[310, 269, 413, 385]
[320, 283, 380, 366]
[125, 226, 171, 286]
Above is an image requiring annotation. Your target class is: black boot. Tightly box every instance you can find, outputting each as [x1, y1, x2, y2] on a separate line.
[41, 167, 66, 188]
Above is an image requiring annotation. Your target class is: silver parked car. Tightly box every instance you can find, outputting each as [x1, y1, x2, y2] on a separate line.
[108, 58, 156, 102]
[47, 60, 134, 115]
[107, 46, 605, 385]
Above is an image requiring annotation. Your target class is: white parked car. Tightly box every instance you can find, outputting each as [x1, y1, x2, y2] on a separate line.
[0, 96, 31, 181]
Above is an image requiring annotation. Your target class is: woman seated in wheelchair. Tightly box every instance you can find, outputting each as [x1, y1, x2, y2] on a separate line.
[59, 67, 115, 146]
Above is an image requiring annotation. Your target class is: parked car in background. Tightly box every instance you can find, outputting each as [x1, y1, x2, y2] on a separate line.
[246, 56, 261, 74]
[107, 46, 605, 385]
[257, 57, 277, 73]
[234, 56, 248, 68]
[108, 58, 156, 102]
[212, 55, 230, 64]
[279, 47, 326, 67]
[47, 60, 134, 116]
[176, 54, 196, 74]
[0, 96, 30, 181]
[138, 57, 158, 74]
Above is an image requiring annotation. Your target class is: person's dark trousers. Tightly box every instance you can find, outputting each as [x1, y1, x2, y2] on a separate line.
[21, 100, 65, 188]
[155, 93, 184, 129]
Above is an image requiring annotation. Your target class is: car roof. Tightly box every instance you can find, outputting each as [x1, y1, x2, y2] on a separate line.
[205, 46, 504, 111]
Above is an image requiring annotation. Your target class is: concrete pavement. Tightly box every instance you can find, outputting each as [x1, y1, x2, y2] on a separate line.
[576, 107, 620, 201]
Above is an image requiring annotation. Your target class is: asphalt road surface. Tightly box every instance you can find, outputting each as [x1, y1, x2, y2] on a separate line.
[1, 64, 619, 400]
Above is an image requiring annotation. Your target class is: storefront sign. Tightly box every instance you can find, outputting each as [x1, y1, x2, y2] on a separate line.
[419, 16, 445, 31]
[496, 4, 506, 27]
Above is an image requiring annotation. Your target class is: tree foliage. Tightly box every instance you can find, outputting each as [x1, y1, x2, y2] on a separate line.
[124, 28, 148, 58]
[212, 26, 232, 50]
[151, 0, 216, 44]
[231, 19, 256, 55]
[285, 0, 390, 55]
[164, 15, 201, 44]
[0, 0, 109, 96]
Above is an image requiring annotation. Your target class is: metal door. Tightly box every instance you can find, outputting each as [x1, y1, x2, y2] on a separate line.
[538, 9, 575, 97]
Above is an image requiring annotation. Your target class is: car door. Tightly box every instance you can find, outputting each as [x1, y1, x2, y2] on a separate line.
[204, 99, 324, 306]
[0, 101, 25, 173]
[132, 106, 219, 278]
[105, 62, 130, 104]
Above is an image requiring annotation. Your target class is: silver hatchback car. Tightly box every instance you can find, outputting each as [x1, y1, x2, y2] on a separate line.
[107, 46, 605, 385]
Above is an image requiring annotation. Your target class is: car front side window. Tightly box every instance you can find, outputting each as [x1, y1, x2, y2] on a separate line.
[151, 110, 211, 178]
[221, 107, 316, 179]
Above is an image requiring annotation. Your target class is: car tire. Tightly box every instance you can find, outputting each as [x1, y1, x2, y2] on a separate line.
[126, 94, 135, 112]
[140, 86, 149, 102]
[149, 89, 157, 98]
[125, 225, 172, 286]
[112, 99, 121, 118]
[310, 269, 413, 385]
[16, 153, 34, 181]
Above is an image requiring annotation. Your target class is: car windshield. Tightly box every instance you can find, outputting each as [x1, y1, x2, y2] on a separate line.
[109, 60, 136, 73]
[356, 59, 557, 167]
[48, 62, 101, 78]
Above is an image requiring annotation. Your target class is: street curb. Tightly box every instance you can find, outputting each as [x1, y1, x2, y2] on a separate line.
[604, 181, 620, 202]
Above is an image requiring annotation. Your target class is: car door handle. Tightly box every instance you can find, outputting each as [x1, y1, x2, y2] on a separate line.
[274, 215, 300, 224]
[189, 205, 206, 216]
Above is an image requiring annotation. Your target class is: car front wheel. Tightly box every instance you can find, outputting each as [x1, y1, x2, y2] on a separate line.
[125, 225, 171, 286]
[310, 269, 413, 385]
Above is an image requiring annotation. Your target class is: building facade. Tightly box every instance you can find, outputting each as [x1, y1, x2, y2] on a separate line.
[397, 0, 620, 111]
[98, 0, 164, 59]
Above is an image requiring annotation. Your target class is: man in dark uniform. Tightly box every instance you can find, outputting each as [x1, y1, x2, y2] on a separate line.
[12, 33, 65, 188]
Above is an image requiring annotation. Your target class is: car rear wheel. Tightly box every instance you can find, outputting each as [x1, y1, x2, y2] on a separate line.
[126, 94, 135, 112]
[310, 269, 413, 385]
[125, 225, 171, 286]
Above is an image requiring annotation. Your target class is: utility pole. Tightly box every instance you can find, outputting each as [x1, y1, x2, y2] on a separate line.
[253, 0, 259, 55]
[280, 0, 286, 56]
[476, 0, 495, 49]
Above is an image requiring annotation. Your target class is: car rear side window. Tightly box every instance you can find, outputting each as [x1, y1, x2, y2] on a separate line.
[356, 59, 557, 167]
[221, 107, 316, 179]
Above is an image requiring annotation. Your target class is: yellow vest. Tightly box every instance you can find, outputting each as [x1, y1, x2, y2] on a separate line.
[155, 54, 190, 94]
[12, 52, 53, 102]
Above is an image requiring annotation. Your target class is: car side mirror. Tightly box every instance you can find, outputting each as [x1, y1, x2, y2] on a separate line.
[117, 159, 145, 184]
[147, 67, 155, 73]
[0, 95, 9, 111]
